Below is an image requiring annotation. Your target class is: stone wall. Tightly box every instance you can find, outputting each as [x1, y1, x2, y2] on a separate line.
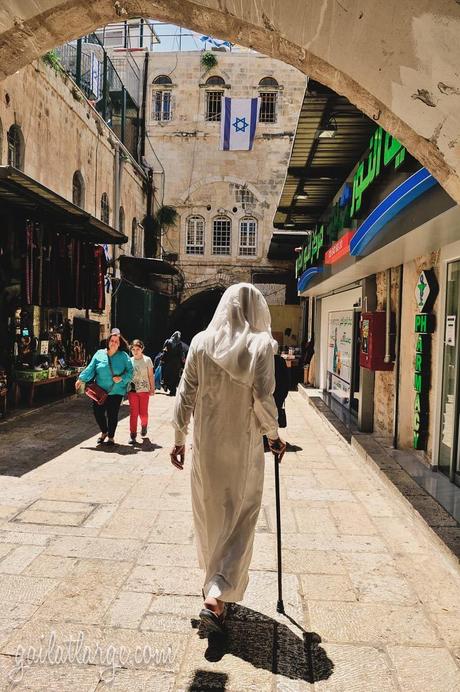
[143, 51, 307, 303]
[0, 59, 147, 336]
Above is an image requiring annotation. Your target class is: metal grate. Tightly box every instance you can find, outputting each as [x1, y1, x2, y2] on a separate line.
[205, 90, 223, 122]
[259, 92, 277, 123]
[212, 217, 231, 255]
[186, 216, 205, 255]
[239, 218, 257, 256]
[152, 90, 172, 121]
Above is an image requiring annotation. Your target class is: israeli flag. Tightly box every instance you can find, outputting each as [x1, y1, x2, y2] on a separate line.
[220, 97, 260, 151]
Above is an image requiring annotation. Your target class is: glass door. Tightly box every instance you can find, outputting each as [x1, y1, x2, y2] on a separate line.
[438, 260, 460, 484]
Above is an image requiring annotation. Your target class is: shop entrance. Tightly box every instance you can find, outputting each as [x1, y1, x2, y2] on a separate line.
[326, 309, 360, 414]
[438, 259, 460, 486]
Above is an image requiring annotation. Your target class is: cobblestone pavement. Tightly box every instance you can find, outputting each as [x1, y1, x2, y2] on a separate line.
[0, 392, 459, 691]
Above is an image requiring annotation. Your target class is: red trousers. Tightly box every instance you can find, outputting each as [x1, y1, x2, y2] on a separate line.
[128, 391, 150, 434]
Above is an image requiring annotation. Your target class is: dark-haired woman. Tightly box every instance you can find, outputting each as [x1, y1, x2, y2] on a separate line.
[75, 332, 133, 445]
[128, 339, 154, 444]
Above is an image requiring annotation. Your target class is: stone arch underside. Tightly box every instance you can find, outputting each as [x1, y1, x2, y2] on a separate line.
[0, 0, 459, 202]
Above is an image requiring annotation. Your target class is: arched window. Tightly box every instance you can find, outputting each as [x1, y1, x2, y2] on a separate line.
[239, 218, 257, 256]
[258, 77, 279, 123]
[153, 75, 172, 85]
[205, 76, 225, 122]
[119, 206, 125, 234]
[100, 193, 110, 225]
[152, 75, 172, 122]
[212, 216, 231, 255]
[7, 125, 24, 170]
[72, 171, 85, 208]
[186, 216, 205, 255]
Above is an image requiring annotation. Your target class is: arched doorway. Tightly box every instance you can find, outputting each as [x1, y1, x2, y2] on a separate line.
[0, 2, 459, 200]
[169, 288, 225, 345]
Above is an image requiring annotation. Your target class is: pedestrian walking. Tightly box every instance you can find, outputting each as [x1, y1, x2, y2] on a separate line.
[75, 330, 133, 446]
[128, 339, 154, 444]
[170, 283, 286, 632]
[162, 331, 189, 396]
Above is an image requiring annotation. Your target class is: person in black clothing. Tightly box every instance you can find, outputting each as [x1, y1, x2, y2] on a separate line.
[162, 331, 189, 396]
[263, 353, 290, 451]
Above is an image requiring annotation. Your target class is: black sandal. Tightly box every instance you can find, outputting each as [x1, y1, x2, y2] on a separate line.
[97, 435, 107, 444]
[199, 603, 227, 633]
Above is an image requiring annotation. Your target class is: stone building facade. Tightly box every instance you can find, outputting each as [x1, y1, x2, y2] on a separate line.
[0, 58, 148, 338]
[144, 51, 307, 308]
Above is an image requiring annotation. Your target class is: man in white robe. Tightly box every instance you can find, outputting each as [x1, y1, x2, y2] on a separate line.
[170, 283, 286, 631]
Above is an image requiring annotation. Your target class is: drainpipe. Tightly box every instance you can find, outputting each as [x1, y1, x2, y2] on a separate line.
[139, 50, 149, 162]
[112, 143, 121, 279]
[384, 268, 392, 363]
[392, 265, 403, 448]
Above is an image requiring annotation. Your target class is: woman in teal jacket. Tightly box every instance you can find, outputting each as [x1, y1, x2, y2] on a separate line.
[76, 332, 133, 445]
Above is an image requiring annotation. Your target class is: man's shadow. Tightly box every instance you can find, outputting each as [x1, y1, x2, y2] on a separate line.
[191, 604, 334, 685]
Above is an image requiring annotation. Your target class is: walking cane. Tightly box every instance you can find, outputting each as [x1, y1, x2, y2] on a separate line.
[274, 451, 284, 614]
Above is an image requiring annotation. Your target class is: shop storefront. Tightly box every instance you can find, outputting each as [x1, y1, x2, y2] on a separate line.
[295, 126, 460, 482]
[0, 166, 127, 413]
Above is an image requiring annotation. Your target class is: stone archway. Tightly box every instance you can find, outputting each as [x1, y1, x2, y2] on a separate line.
[0, 1, 459, 201]
[169, 287, 225, 344]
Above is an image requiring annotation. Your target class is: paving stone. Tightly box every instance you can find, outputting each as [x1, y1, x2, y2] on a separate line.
[0, 545, 44, 574]
[328, 502, 377, 535]
[23, 554, 78, 579]
[68, 558, 133, 587]
[349, 573, 418, 606]
[308, 602, 440, 645]
[0, 544, 15, 559]
[99, 508, 159, 540]
[301, 574, 356, 602]
[96, 669, 175, 691]
[139, 543, 199, 568]
[287, 487, 356, 503]
[283, 550, 346, 575]
[284, 534, 387, 553]
[0, 655, 101, 691]
[45, 536, 142, 561]
[124, 565, 203, 595]
[0, 531, 50, 546]
[294, 507, 338, 535]
[12, 508, 89, 526]
[33, 579, 118, 624]
[26, 499, 96, 513]
[354, 491, 399, 517]
[104, 591, 153, 628]
[388, 645, 460, 691]
[0, 574, 58, 605]
[313, 643, 398, 691]
[431, 611, 460, 647]
[147, 510, 194, 544]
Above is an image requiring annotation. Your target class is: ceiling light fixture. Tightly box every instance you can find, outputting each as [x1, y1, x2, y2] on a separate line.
[295, 193, 309, 200]
[285, 223, 295, 228]
[317, 115, 337, 139]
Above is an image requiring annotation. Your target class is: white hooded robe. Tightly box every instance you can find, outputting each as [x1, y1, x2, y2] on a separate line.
[172, 284, 279, 603]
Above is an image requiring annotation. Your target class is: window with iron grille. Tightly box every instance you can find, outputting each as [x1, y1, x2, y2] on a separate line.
[235, 188, 255, 206]
[239, 218, 257, 256]
[205, 90, 224, 121]
[100, 193, 110, 225]
[186, 216, 205, 255]
[72, 171, 85, 208]
[152, 90, 172, 121]
[212, 217, 231, 255]
[7, 125, 24, 170]
[259, 91, 277, 123]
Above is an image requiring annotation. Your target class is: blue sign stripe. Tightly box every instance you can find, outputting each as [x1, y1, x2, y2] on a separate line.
[297, 266, 323, 293]
[350, 167, 437, 256]
[249, 97, 258, 150]
[223, 97, 232, 150]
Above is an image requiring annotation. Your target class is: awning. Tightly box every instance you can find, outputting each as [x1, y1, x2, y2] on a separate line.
[267, 230, 311, 260]
[119, 255, 180, 277]
[0, 166, 128, 244]
[119, 255, 183, 296]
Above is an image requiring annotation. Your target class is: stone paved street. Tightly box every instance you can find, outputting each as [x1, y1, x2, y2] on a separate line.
[0, 392, 459, 691]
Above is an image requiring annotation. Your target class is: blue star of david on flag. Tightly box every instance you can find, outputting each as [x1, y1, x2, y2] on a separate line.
[233, 117, 249, 133]
[220, 97, 260, 151]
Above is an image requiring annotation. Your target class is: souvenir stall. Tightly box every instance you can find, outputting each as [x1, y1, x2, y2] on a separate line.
[0, 165, 127, 410]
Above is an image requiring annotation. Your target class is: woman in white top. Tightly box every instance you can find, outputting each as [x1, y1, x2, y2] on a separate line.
[170, 283, 286, 632]
[128, 339, 154, 444]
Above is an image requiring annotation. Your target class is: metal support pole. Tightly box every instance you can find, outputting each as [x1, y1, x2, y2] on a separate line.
[76, 39, 82, 87]
[102, 53, 108, 122]
[121, 87, 126, 145]
[274, 453, 284, 614]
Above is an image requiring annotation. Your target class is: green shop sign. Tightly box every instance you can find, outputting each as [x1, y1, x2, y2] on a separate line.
[295, 225, 325, 277]
[295, 126, 407, 280]
[412, 271, 437, 451]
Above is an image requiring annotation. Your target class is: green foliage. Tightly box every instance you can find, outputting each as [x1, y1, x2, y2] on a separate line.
[200, 51, 218, 72]
[153, 205, 178, 232]
[42, 50, 62, 72]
